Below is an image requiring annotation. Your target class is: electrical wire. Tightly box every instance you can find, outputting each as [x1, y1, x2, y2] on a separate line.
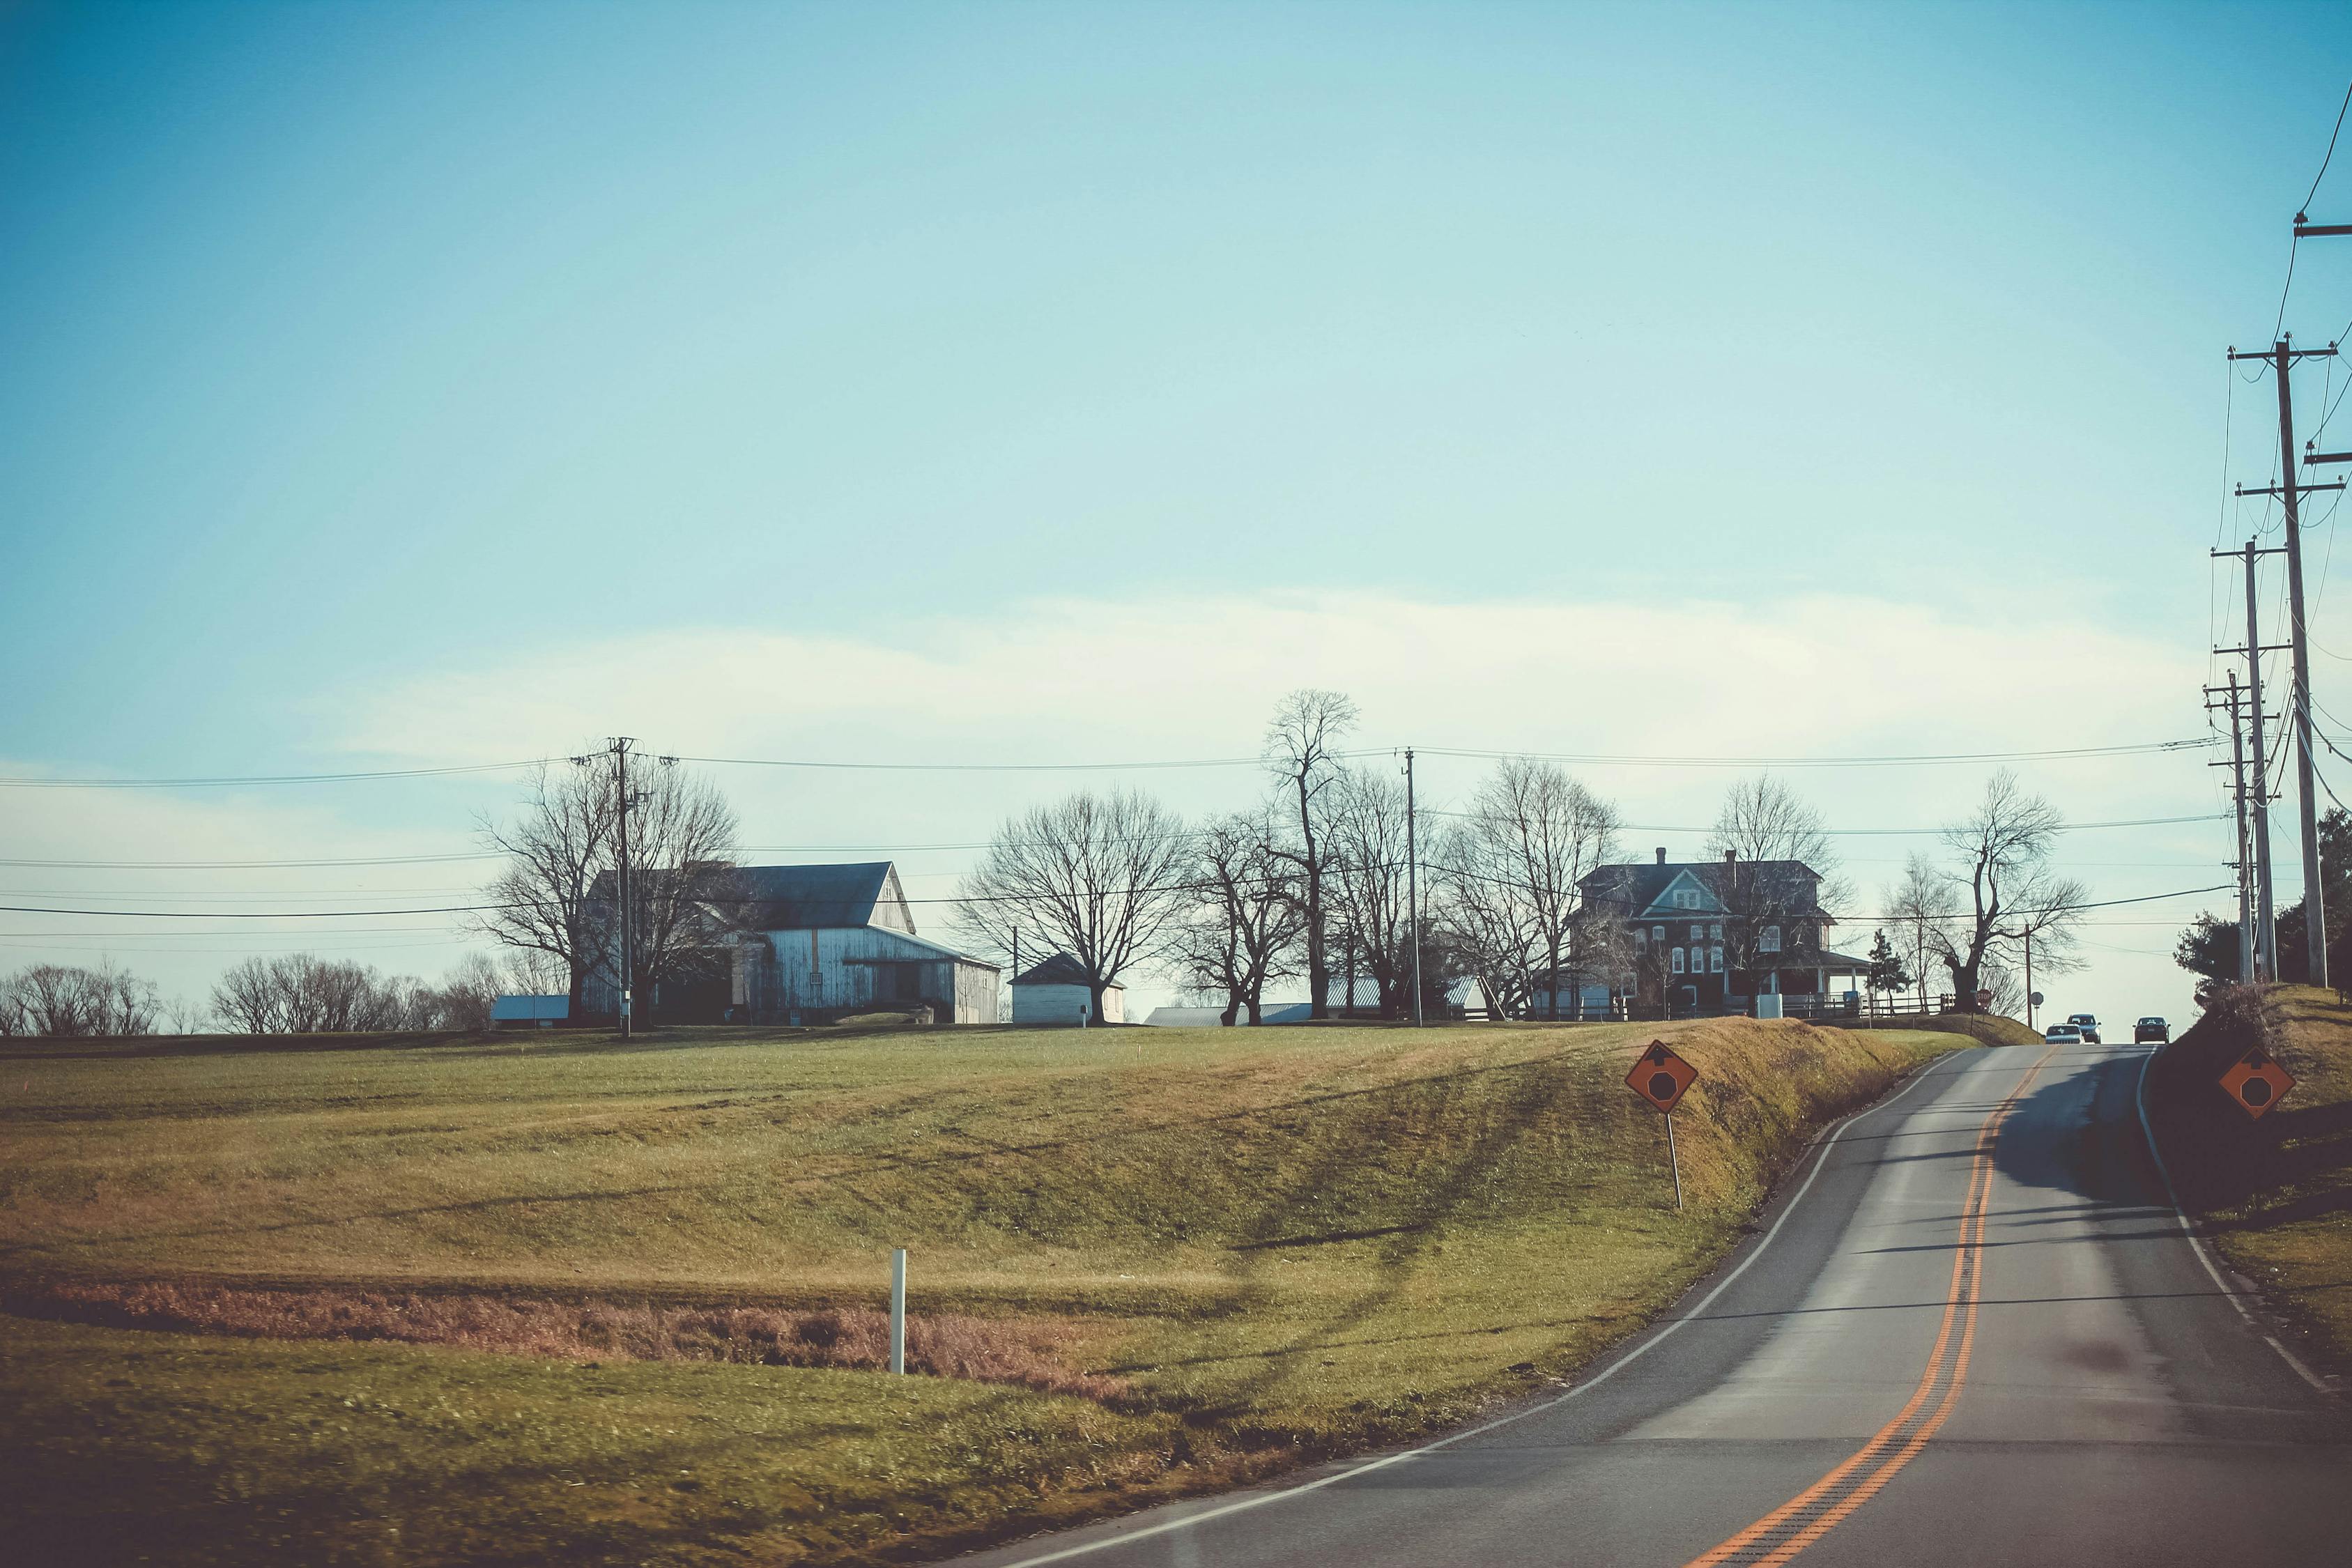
[0, 761, 547, 789]
[2, 735, 2213, 792]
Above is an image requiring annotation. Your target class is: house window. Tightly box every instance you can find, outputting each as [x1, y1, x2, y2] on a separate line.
[1690, 923, 1704, 941]
[1634, 928, 1648, 953]
[1711, 946, 1725, 973]
[1652, 925, 1666, 945]
[1710, 923, 1722, 941]
[1672, 947, 1686, 974]
[1760, 925, 1782, 953]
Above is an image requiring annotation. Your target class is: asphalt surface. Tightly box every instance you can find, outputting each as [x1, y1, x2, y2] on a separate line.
[951, 1040, 2350, 1568]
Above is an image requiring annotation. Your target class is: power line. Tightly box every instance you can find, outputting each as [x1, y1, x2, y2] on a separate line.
[2299, 79, 2352, 213]
[0, 853, 498, 869]
[0, 876, 2234, 925]
[1351, 741, 2211, 770]
[0, 761, 546, 789]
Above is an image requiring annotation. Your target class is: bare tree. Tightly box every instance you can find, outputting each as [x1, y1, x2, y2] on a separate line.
[1323, 765, 1433, 1018]
[1706, 774, 1851, 978]
[1434, 758, 1620, 1020]
[1168, 808, 1304, 1024]
[206, 954, 424, 1033]
[1937, 771, 2089, 1011]
[956, 789, 1192, 1020]
[209, 956, 281, 1033]
[473, 756, 615, 1018]
[426, 952, 507, 1031]
[1263, 689, 1359, 1019]
[0, 960, 161, 1037]
[1883, 850, 1960, 1010]
[609, 760, 742, 1020]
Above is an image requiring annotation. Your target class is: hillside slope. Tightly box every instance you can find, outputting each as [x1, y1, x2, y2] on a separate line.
[2146, 984, 2352, 1379]
[1, 1018, 1978, 1566]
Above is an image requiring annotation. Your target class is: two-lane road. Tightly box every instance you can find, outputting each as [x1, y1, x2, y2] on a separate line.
[954, 1040, 2349, 1568]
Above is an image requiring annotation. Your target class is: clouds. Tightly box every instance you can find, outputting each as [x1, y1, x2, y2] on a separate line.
[5, 589, 2222, 1022]
[339, 588, 2201, 781]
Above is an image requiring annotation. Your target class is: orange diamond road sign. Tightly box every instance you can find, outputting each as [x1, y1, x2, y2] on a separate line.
[1626, 1040, 1699, 1114]
[2218, 1045, 2296, 1121]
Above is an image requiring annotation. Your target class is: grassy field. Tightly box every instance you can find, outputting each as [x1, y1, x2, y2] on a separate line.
[2147, 984, 2352, 1379]
[1, 1017, 1981, 1565]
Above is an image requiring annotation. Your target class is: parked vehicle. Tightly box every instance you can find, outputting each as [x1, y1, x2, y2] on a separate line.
[2066, 1013, 2101, 1044]
[2135, 1016, 2170, 1044]
[2043, 1023, 2084, 1045]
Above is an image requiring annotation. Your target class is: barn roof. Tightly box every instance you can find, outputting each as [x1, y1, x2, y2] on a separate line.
[1013, 953, 1118, 988]
[734, 861, 900, 930]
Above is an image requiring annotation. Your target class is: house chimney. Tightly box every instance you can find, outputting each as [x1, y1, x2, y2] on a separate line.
[1655, 847, 1667, 865]
[1725, 850, 1737, 866]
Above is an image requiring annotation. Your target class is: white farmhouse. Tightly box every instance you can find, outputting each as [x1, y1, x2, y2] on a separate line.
[1011, 953, 1123, 1025]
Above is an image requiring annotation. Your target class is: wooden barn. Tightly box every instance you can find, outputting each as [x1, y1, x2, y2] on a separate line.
[725, 862, 999, 1025]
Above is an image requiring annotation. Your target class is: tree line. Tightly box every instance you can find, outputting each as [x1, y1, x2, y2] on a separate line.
[0, 951, 522, 1038]
[1, 700, 2093, 1037]
[951, 690, 2089, 1024]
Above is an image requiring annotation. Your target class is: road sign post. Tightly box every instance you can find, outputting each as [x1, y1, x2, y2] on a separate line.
[1624, 1042, 1700, 1210]
[2218, 1045, 2296, 1121]
[1664, 1107, 1684, 1210]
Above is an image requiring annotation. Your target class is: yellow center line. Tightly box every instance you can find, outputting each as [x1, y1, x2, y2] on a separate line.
[1679, 1042, 2059, 1568]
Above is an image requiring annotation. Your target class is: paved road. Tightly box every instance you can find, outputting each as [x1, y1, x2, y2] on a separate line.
[953, 1040, 2349, 1567]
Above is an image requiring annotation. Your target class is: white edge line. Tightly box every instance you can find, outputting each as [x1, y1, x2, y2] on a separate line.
[981, 1047, 1975, 1567]
[2131, 1043, 2332, 1394]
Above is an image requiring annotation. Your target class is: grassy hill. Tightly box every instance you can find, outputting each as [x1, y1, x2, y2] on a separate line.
[2146, 984, 2352, 1380]
[1, 1017, 1979, 1566]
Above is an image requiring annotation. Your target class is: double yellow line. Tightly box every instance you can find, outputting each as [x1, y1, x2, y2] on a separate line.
[1680, 1041, 2061, 1568]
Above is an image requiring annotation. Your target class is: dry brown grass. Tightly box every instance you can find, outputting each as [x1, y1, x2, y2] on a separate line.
[2149, 983, 2352, 1376]
[4, 1276, 1126, 1402]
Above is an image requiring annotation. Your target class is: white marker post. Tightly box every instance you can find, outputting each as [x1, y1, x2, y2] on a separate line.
[1664, 1111, 1684, 1211]
[889, 1248, 907, 1375]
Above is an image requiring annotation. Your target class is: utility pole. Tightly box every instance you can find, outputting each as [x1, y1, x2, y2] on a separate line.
[2231, 337, 2344, 985]
[2215, 539, 2292, 981]
[613, 736, 636, 1040]
[1404, 748, 1424, 1027]
[2024, 927, 2034, 1033]
[2207, 673, 2256, 983]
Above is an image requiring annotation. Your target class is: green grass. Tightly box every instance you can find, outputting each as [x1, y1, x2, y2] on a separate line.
[1, 1017, 1977, 1565]
[2148, 985, 2352, 1378]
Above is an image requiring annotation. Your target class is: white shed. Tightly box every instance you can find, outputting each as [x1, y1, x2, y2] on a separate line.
[1012, 953, 1123, 1025]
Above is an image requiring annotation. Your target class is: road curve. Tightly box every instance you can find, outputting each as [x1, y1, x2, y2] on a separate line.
[950, 1040, 2349, 1567]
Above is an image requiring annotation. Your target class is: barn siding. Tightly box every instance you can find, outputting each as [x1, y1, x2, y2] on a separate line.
[732, 926, 997, 1023]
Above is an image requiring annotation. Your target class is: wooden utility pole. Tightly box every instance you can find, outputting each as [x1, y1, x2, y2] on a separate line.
[613, 736, 636, 1039]
[1404, 748, 1424, 1027]
[2215, 540, 2291, 981]
[2231, 338, 2343, 985]
[2208, 673, 2257, 984]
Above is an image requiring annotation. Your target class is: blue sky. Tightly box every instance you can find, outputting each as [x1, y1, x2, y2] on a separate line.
[4, 1, 2351, 1022]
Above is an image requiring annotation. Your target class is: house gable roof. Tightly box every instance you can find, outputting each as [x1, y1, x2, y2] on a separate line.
[1636, 869, 1725, 918]
[1580, 858, 1827, 920]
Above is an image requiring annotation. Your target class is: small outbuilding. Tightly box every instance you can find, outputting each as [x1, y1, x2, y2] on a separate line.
[1012, 953, 1123, 1026]
[490, 994, 569, 1030]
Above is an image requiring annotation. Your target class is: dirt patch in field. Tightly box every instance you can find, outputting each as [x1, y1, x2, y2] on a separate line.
[3, 1277, 1129, 1404]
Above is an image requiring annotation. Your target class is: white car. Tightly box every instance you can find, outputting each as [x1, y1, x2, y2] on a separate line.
[2043, 1024, 2084, 1045]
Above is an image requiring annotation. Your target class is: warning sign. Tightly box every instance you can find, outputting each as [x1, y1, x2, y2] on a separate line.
[1625, 1040, 1699, 1114]
[2218, 1045, 2296, 1121]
